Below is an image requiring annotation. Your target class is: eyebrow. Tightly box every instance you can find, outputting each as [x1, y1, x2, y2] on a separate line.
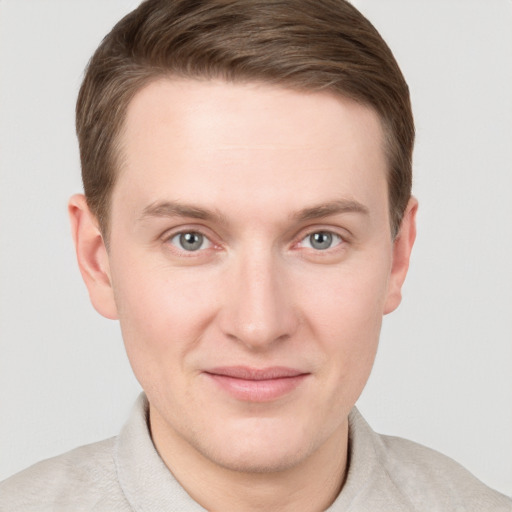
[292, 199, 370, 222]
[138, 198, 369, 225]
[138, 200, 228, 224]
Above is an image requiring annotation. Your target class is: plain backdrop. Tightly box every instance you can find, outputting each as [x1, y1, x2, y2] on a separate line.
[1, 0, 511, 496]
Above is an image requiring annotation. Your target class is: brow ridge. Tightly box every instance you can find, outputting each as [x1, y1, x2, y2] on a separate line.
[292, 199, 369, 222]
[139, 200, 227, 224]
[139, 198, 369, 225]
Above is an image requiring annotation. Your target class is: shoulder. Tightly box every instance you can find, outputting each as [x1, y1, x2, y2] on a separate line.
[0, 437, 131, 512]
[377, 432, 512, 511]
[346, 409, 511, 511]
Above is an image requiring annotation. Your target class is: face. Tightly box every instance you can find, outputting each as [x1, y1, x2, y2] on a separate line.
[73, 78, 415, 474]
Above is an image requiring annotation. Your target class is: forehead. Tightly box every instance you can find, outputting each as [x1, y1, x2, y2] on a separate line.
[121, 78, 384, 154]
[113, 78, 388, 223]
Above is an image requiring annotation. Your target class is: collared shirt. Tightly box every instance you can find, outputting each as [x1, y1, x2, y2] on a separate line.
[1, 393, 510, 511]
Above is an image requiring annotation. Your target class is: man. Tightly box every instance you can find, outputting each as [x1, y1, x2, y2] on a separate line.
[1, 0, 510, 510]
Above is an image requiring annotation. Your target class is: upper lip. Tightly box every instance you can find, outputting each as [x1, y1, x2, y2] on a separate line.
[205, 366, 308, 380]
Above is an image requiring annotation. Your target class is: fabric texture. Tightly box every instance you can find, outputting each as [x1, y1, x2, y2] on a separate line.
[1, 393, 510, 511]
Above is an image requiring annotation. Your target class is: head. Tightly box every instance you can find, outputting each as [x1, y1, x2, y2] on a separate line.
[76, 0, 414, 240]
[70, 0, 417, 482]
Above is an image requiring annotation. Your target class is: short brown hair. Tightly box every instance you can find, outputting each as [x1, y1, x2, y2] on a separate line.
[76, 0, 414, 238]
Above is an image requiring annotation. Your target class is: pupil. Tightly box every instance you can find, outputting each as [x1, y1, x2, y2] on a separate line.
[180, 232, 203, 251]
[311, 232, 332, 250]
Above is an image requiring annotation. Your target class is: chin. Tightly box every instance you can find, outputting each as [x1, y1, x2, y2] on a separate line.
[193, 417, 320, 474]
[205, 442, 311, 474]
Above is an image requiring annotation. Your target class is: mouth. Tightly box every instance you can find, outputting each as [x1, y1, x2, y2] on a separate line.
[203, 366, 310, 402]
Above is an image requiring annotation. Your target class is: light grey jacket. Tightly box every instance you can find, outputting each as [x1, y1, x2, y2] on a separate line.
[1, 394, 511, 511]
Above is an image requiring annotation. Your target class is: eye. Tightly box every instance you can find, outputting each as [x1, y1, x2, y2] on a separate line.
[169, 231, 212, 252]
[299, 231, 343, 251]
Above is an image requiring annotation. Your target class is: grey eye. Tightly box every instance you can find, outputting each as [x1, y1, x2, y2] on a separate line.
[301, 231, 342, 251]
[309, 232, 333, 250]
[170, 232, 210, 251]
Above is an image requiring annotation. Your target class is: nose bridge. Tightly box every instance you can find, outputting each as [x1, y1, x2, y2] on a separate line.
[220, 243, 297, 349]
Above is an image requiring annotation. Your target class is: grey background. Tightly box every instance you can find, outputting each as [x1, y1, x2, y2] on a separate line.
[1, 0, 511, 496]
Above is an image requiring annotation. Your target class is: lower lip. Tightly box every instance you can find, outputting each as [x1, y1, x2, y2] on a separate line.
[205, 373, 308, 402]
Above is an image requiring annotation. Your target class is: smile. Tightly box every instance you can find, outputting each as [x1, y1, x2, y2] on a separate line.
[204, 366, 310, 402]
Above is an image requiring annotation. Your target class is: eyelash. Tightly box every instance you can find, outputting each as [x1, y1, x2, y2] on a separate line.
[297, 231, 344, 251]
[163, 227, 346, 256]
[164, 228, 217, 256]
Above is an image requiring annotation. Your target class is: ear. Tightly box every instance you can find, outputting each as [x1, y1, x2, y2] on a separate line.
[68, 194, 118, 320]
[383, 197, 418, 315]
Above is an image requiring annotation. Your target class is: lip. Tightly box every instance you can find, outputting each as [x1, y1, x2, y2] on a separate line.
[203, 366, 309, 402]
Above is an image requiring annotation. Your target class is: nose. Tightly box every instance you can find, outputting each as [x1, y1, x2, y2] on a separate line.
[218, 249, 299, 351]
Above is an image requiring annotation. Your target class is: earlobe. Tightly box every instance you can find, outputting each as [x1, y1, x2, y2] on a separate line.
[68, 194, 118, 320]
[383, 197, 418, 315]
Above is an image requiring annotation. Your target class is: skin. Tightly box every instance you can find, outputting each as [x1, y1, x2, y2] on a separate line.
[69, 79, 417, 512]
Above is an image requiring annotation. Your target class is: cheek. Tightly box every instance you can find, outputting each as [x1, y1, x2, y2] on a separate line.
[300, 254, 390, 333]
[298, 258, 389, 382]
[109, 255, 219, 380]
[315, 290, 383, 382]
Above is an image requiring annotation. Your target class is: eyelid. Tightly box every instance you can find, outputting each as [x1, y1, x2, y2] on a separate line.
[298, 231, 343, 250]
[161, 225, 220, 254]
[169, 231, 212, 251]
[293, 225, 349, 247]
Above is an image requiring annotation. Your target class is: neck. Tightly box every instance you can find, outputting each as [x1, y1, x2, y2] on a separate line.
[150, 406, 349, 512]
